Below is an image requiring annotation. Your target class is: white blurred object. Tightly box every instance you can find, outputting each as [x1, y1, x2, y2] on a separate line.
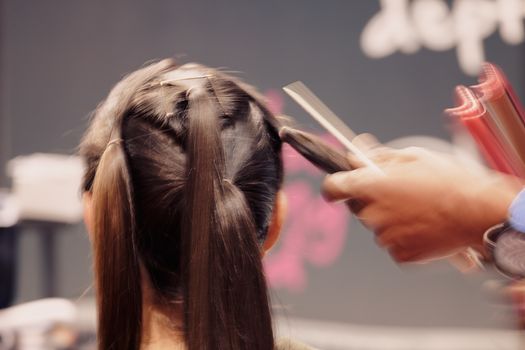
[7, 154, 84, 223]
[361, 0, 525, 76]
[0, 298, 77, 350]
[0, 190, 19, 228]
[385, 134, 489, 173]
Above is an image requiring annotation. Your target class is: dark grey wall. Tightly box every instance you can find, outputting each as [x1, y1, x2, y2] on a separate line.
[2, 0, 524, 329]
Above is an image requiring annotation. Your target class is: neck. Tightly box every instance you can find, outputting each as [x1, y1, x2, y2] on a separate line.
[140, 267, 186, 350]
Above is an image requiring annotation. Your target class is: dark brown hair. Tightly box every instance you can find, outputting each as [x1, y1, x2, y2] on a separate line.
[80, 59, 283, 350]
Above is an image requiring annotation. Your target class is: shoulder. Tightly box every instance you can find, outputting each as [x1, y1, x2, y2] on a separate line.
[275, 338, 317, 350]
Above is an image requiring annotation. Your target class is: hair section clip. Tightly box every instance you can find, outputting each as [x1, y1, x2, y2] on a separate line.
[106, 138, 123, 147]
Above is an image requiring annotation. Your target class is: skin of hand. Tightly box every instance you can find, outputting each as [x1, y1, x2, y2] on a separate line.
[322, 146, 524, 263]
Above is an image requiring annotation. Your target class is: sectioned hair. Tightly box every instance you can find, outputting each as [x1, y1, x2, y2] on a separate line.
[80, 59, 283, 350]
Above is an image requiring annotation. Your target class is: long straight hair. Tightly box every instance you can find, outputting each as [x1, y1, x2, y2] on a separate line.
[80, 60, 282, 350]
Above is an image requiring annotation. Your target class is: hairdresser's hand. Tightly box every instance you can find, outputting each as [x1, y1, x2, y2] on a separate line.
[322, 146, 523, 263]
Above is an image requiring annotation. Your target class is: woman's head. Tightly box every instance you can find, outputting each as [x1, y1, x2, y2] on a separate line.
[80, 59, 284, 350]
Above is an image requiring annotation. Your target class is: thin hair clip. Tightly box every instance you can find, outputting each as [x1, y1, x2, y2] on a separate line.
[159, 74, 213, 86]
[186, 86, 195, 97]
[107, 138, 123, 147]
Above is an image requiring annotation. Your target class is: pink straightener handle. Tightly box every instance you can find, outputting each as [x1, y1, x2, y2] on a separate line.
[471, 63, 525, 167]
[445, 86, 524, 177]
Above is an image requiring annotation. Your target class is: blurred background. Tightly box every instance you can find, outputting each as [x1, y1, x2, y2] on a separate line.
[1, 0, 525, 349]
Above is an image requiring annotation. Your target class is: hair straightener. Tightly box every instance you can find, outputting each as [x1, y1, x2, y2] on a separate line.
[279, 126, 353, 173]
[279, 81, 382, 175]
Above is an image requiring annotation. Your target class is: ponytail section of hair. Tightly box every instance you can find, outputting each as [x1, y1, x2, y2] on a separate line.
[182, 87, 274, 350]
[91, 134, 142, 350]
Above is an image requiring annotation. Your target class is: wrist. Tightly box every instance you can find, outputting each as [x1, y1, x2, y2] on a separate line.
[469, 175, 522, 243]
[481, 187, 525, 278]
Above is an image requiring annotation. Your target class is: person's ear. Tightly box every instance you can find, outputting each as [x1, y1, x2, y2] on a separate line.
[262, 190, 287, 255]
[83, 192, 94, 239]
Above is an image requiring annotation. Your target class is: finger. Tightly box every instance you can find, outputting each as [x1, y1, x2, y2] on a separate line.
[346, 146, 408, 169]
[374, 226, 406, 248]
[374, 226, 424, 255]
[396, 146, 431, 161]
[347, 139, 391, 169]
[321, 167, 381, 202]
[369, 147, 429, 165]
[388, 246, 426, 263]
[371, 218, 407, 244]
[353, 204, 388, 231]
[367, 148, 401, 164]
[352, 133, 381, 152]
[375, 231, 393, 248]
[346, 152, 365, 169]
[349, 147, 413, 170]
[346, 198, 367, 214]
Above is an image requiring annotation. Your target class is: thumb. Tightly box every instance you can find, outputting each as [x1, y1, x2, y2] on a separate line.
[352, 133, 380, 152]
[322, 167, 381, 202]
[347, 133, 383, 169]
[346, 152, 366, 169]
